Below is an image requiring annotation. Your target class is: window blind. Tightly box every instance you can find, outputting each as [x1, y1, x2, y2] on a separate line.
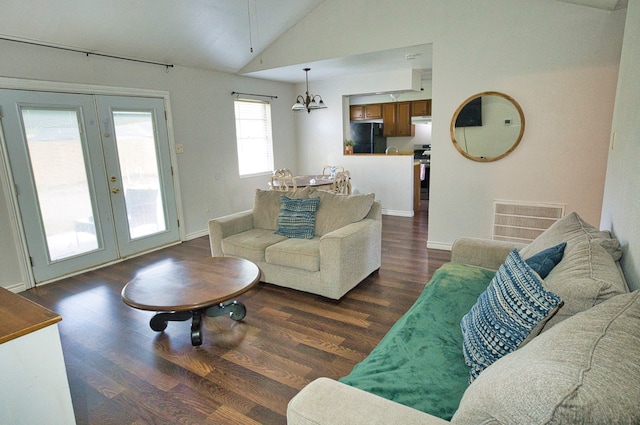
[234, 99, 274, 177]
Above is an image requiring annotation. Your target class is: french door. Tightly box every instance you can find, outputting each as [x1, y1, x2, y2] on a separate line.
[0, 89, 179, 283]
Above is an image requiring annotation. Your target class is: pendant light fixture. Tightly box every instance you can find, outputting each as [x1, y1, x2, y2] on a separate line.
[292, 68, 327, 113]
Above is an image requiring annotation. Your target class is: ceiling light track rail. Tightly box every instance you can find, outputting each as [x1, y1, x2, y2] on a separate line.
[231, 91, 278, 100]
[0, 36, 174, 71]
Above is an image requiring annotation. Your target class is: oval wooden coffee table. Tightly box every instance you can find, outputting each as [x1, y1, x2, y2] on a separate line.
[121, 257, 260, 346]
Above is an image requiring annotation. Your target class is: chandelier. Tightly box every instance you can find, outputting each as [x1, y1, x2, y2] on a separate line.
[291, 68, 327, 113]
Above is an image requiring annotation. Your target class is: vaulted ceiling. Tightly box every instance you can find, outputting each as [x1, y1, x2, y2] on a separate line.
[0, 0, 326, 81]
[557, 0, 627, 10]
[0, 0, 627, 84]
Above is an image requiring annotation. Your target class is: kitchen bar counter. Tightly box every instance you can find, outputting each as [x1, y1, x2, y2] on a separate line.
[347, 152, 414, 156]
[0, 286, 61, 343]
[0, 287, 76, 424]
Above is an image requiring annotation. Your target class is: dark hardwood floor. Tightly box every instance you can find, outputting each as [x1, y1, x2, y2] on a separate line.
[21, 201, 450, 425]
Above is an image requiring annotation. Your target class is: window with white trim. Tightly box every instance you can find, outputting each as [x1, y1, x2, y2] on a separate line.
[234, 99, 274, 177]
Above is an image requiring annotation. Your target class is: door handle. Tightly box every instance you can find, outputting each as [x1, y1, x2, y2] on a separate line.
[112, 187, 120, 194]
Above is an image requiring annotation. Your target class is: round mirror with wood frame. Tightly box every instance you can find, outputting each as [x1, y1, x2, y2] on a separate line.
[450, 91, 525, 162]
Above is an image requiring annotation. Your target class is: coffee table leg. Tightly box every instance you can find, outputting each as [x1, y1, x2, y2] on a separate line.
[148, 302, 246, 347]
[149, 310, 204, 346]
[190, 310, 203, 346]
[205, 300, 247, 321]
[150, 311, 192, 331]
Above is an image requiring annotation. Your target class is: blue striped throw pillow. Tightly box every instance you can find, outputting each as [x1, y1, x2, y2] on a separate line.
[275, 196, 320, 239]
[461, 249, 562, 382]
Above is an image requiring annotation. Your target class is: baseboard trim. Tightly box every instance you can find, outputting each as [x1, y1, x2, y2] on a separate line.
[382, 209, 414, 217]
[186, 229, 209, 240]
[426, 241, 453, 251]
[3, 282, 28, 293]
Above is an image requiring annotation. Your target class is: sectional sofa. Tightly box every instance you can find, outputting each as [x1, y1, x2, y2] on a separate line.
[287, 212, 639, 424]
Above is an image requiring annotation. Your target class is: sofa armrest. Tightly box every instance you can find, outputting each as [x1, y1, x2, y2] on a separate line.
[288, 378, 450, 425]
[451, 237, 526, 271]
[365, 200, 382, 220]
[208, 210, 254, 256]
[319, 218, 382, 298]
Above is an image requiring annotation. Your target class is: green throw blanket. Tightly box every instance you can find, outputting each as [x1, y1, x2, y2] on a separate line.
[339, 262, 494, 420]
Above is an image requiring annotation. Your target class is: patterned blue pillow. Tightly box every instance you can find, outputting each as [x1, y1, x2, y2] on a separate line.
[274, 196, 320, 239]
[461, 249, 562, 382]
[524, 242, 567, 279]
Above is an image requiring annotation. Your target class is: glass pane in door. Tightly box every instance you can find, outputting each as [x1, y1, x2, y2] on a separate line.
[21, 108, 99, 261]
[112, 111, 166, 239]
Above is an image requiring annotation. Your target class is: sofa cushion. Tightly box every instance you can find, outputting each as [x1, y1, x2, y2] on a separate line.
[461, 250, 562, 382]
[274, 196, 320, 239]
[309, 190, 375, 236]
[520, 211, 622, 261]
[222, 228, 287, 262]
[524, 242, 566, 279]
[540, 238, 629, 331]
[253, 187, 310, 231]
[265, 238, 320, 272]
[452, 290, 640, 425]
[339, 262, 496, 421]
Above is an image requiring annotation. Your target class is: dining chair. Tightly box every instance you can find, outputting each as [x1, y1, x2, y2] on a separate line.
[274, 168, 293, 177]
[270, 175, 297, 191]
[322, 165, 345, 176]
[331, 171, 351, 194]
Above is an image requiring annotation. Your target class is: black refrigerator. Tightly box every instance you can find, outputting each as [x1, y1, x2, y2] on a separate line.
[349, 122, 387, 154]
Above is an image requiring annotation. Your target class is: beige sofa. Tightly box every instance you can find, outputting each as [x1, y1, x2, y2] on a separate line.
[288, 212, 640, 424]
[208, 187, 382, 299]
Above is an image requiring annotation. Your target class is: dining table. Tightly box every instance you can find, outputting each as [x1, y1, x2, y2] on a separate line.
[294, 175, 334, 188]
[270, 174, 334, 190]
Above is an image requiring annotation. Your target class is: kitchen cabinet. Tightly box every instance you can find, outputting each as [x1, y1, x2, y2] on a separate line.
[397, 102, 412, 136]
[350, 105, 364, 120]
[352, 100, 424, 136]
[411, 99, 432, 116]
[350, 104, 382, 121]
[364, 103, 382, 119]
[382, 103, 396, 136]
[383, 102, 414, 137]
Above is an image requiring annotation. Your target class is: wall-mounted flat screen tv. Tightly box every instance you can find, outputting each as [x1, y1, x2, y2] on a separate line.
[455, 97, 482, 127]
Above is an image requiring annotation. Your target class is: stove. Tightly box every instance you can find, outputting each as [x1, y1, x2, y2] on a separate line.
[414, 144, 431, 164]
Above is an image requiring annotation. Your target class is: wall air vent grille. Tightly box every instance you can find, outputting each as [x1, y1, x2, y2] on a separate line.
[492, 201, 565, 244]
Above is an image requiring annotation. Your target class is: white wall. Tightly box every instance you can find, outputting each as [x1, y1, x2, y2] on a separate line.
[249, 0, 626, 249]
[601, 0, 640, 291]
[0, 40, 298, 290]
[0, 156, 26, 291]
[429, 1, 624, 248]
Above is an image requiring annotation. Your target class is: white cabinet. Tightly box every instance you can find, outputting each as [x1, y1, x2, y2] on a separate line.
[0, 288, 76, 425]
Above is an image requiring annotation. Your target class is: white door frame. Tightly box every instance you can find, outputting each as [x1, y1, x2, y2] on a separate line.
[0, 76, 185, 290]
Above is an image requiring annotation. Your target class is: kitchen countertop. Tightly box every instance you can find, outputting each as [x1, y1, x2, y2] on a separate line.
[347, 152, 414, 157]
[0, 287, 61, 344]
